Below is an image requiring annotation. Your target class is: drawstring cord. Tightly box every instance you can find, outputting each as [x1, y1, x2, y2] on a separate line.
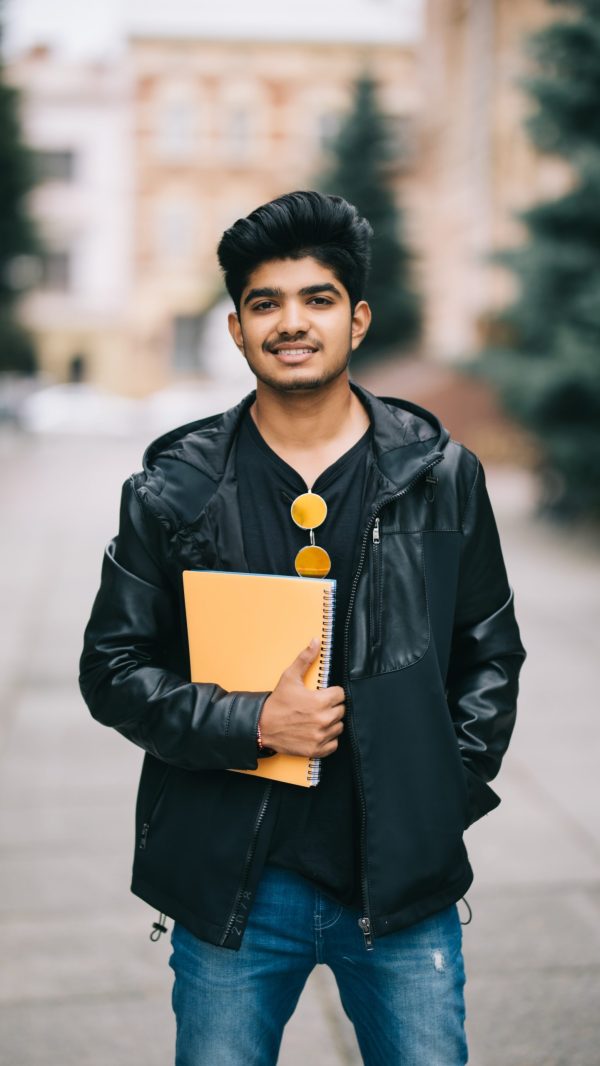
[150, 912, 168, 942]
[458, 896, 472, 925]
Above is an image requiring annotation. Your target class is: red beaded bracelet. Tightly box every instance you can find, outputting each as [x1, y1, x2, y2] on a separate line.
[256, 719, 275, 756]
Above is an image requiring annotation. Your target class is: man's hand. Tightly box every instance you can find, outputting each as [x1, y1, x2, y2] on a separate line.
[259, 638, 346, 758]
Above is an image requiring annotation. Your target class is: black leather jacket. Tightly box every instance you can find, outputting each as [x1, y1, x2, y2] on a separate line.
[79, 383, 526, 951]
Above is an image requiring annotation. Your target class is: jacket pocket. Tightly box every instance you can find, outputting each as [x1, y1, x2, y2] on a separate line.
[351, 530, 430, 679]
[462, 764, 501, 829]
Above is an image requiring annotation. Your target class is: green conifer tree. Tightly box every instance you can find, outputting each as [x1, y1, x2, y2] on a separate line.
[318, 74, 421, 364]
[0, 11, 39, 374]
[477, 0, 600, 518]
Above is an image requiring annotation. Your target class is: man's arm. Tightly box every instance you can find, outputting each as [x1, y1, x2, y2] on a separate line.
[79, 477, 268, 772]
[446, 458, 526, 827]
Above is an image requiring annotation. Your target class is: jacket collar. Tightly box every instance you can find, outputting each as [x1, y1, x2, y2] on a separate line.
[349, 381, 448, 495]
[142, 380, 449, 497]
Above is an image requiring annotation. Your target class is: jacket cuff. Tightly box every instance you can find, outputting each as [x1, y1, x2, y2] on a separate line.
[226, 691, 271, 770]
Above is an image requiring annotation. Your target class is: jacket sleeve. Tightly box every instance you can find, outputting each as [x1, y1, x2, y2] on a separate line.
[446, 458, 526, 827]
[79, 476, 267, 772]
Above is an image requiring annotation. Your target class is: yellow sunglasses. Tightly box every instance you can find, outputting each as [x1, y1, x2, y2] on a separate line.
[290, 491, 331, 578]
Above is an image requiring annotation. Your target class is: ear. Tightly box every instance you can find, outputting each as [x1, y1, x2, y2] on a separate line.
[350, 300, 372, 351]
[228, 311, 244, 352]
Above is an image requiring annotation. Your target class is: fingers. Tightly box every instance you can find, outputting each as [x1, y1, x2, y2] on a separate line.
[275, 640, 347, 759]
[316, 685, 345, 714]
[315, 713, 345, 757]
[319, 733, 342, 756]
[327, 685, 346, 707]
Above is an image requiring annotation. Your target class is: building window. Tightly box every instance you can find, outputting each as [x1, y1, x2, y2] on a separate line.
[33, 149, 75, 183]
[39, 249, 71, 292]
[226, 108, 250, 162]
[171, 314, 203, 372]
[157, 99, 196, 161]
[154, 200, 195, 262]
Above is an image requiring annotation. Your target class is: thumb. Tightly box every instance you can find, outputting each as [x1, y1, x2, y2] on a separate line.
[289, 637, 321, 678]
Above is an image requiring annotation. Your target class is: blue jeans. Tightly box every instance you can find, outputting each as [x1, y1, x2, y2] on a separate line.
[169, 863, 468, 1065]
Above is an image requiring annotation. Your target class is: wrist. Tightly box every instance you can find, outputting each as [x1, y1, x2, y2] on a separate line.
[256, 716, 276, 757]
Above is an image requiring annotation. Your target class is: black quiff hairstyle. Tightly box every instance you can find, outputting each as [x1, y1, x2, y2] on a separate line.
[217, 190, 373, 313]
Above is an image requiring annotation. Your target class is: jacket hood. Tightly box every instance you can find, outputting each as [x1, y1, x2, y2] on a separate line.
[141, 380, 450, 496]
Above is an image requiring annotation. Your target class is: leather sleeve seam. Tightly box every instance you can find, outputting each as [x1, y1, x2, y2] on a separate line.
[224, 693, 238, 738]
[130, 478, 170, 575]
[460, 458, 481, 535]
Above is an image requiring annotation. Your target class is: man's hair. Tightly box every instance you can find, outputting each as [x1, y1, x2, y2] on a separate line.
[217, 190, 373, 313]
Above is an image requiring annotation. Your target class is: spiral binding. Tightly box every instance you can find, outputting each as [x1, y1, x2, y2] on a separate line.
[317, 582, 336, 689]
[307, 757, 321, 785]
[308, 581, 337, 787]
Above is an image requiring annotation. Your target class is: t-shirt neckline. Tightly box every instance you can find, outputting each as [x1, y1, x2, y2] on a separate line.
[242, 408, 372, 493]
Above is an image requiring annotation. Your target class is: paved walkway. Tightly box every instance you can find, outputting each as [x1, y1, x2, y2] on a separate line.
[0, 429, 598, 1065]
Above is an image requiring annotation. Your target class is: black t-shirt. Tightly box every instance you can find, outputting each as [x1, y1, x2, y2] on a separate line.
[235, 407, 374, 908]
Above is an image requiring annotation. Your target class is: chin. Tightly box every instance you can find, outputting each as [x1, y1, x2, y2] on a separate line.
[274, 377, 325, 392]
[255, 362, 349, 394]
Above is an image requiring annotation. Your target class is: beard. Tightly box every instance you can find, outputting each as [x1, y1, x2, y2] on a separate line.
[243, 341, 353, 394]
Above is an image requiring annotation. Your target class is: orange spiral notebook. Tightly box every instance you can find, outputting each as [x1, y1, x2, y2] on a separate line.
[182, 570, 336, 787]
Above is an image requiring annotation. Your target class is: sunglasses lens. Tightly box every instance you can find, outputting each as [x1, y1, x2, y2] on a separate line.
[294, 544, 331, 578]
[291, 492, 327, 530]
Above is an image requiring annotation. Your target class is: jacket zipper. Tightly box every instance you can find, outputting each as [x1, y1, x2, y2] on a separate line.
[139, 767, 171, 851]
[344, 455, 444, 951]
[219, 781, 273, 946]
[370, 518, 382, 647]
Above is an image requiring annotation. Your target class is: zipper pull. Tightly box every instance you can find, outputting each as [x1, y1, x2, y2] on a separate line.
[139, 822, 150, 850]
[425, 474, 438, 503]
[372, 518, 380, 545]
[358, 916, 374, 950]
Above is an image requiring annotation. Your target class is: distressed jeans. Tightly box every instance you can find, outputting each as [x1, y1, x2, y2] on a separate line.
[169, 863, 468, 1065]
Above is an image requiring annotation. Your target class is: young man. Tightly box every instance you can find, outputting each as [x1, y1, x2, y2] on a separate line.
[80, 191, 526, 1065]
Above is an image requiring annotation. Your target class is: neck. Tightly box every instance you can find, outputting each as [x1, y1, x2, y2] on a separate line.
[250, 374, 363, 450]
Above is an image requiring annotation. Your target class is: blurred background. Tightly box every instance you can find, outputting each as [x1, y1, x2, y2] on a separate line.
[0, 1, 599, 1064]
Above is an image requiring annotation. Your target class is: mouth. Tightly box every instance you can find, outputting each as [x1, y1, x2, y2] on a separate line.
[270, 345, 318, 365]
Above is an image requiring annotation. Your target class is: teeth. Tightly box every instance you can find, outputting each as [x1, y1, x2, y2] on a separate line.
[276, 349, 314, 355]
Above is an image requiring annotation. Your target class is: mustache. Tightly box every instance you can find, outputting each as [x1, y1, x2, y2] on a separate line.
[263, 338, 321, 353]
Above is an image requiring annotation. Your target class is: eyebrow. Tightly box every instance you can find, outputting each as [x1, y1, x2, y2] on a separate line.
[243, 282, 343, 306]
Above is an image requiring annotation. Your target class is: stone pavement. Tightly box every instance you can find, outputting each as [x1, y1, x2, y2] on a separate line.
[0, 428, 598, 1066]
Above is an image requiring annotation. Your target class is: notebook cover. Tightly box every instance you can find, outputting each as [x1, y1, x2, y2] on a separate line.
[182, 570, 336, 787]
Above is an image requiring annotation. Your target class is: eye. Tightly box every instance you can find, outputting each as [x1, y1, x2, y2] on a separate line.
[308, 296, 333, 305]
[252, 300, 277, 311]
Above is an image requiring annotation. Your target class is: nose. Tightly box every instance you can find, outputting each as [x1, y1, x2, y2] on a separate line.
[275, 299, 310, 337]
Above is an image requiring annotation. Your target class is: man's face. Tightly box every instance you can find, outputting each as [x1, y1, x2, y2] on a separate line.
[228, 257, 371, 394]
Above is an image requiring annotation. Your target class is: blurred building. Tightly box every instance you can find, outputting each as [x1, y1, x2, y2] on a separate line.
[127, 35, 419, 393]
[8, 36, 419, 396]
[10, 2, 572, 390]
[9, 46, 133, 391]
[418, 0, 574, 362]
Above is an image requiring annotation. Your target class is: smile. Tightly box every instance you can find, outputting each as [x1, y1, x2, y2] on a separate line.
[272, 348, 317, 363]
[274, 348, 315, 356]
